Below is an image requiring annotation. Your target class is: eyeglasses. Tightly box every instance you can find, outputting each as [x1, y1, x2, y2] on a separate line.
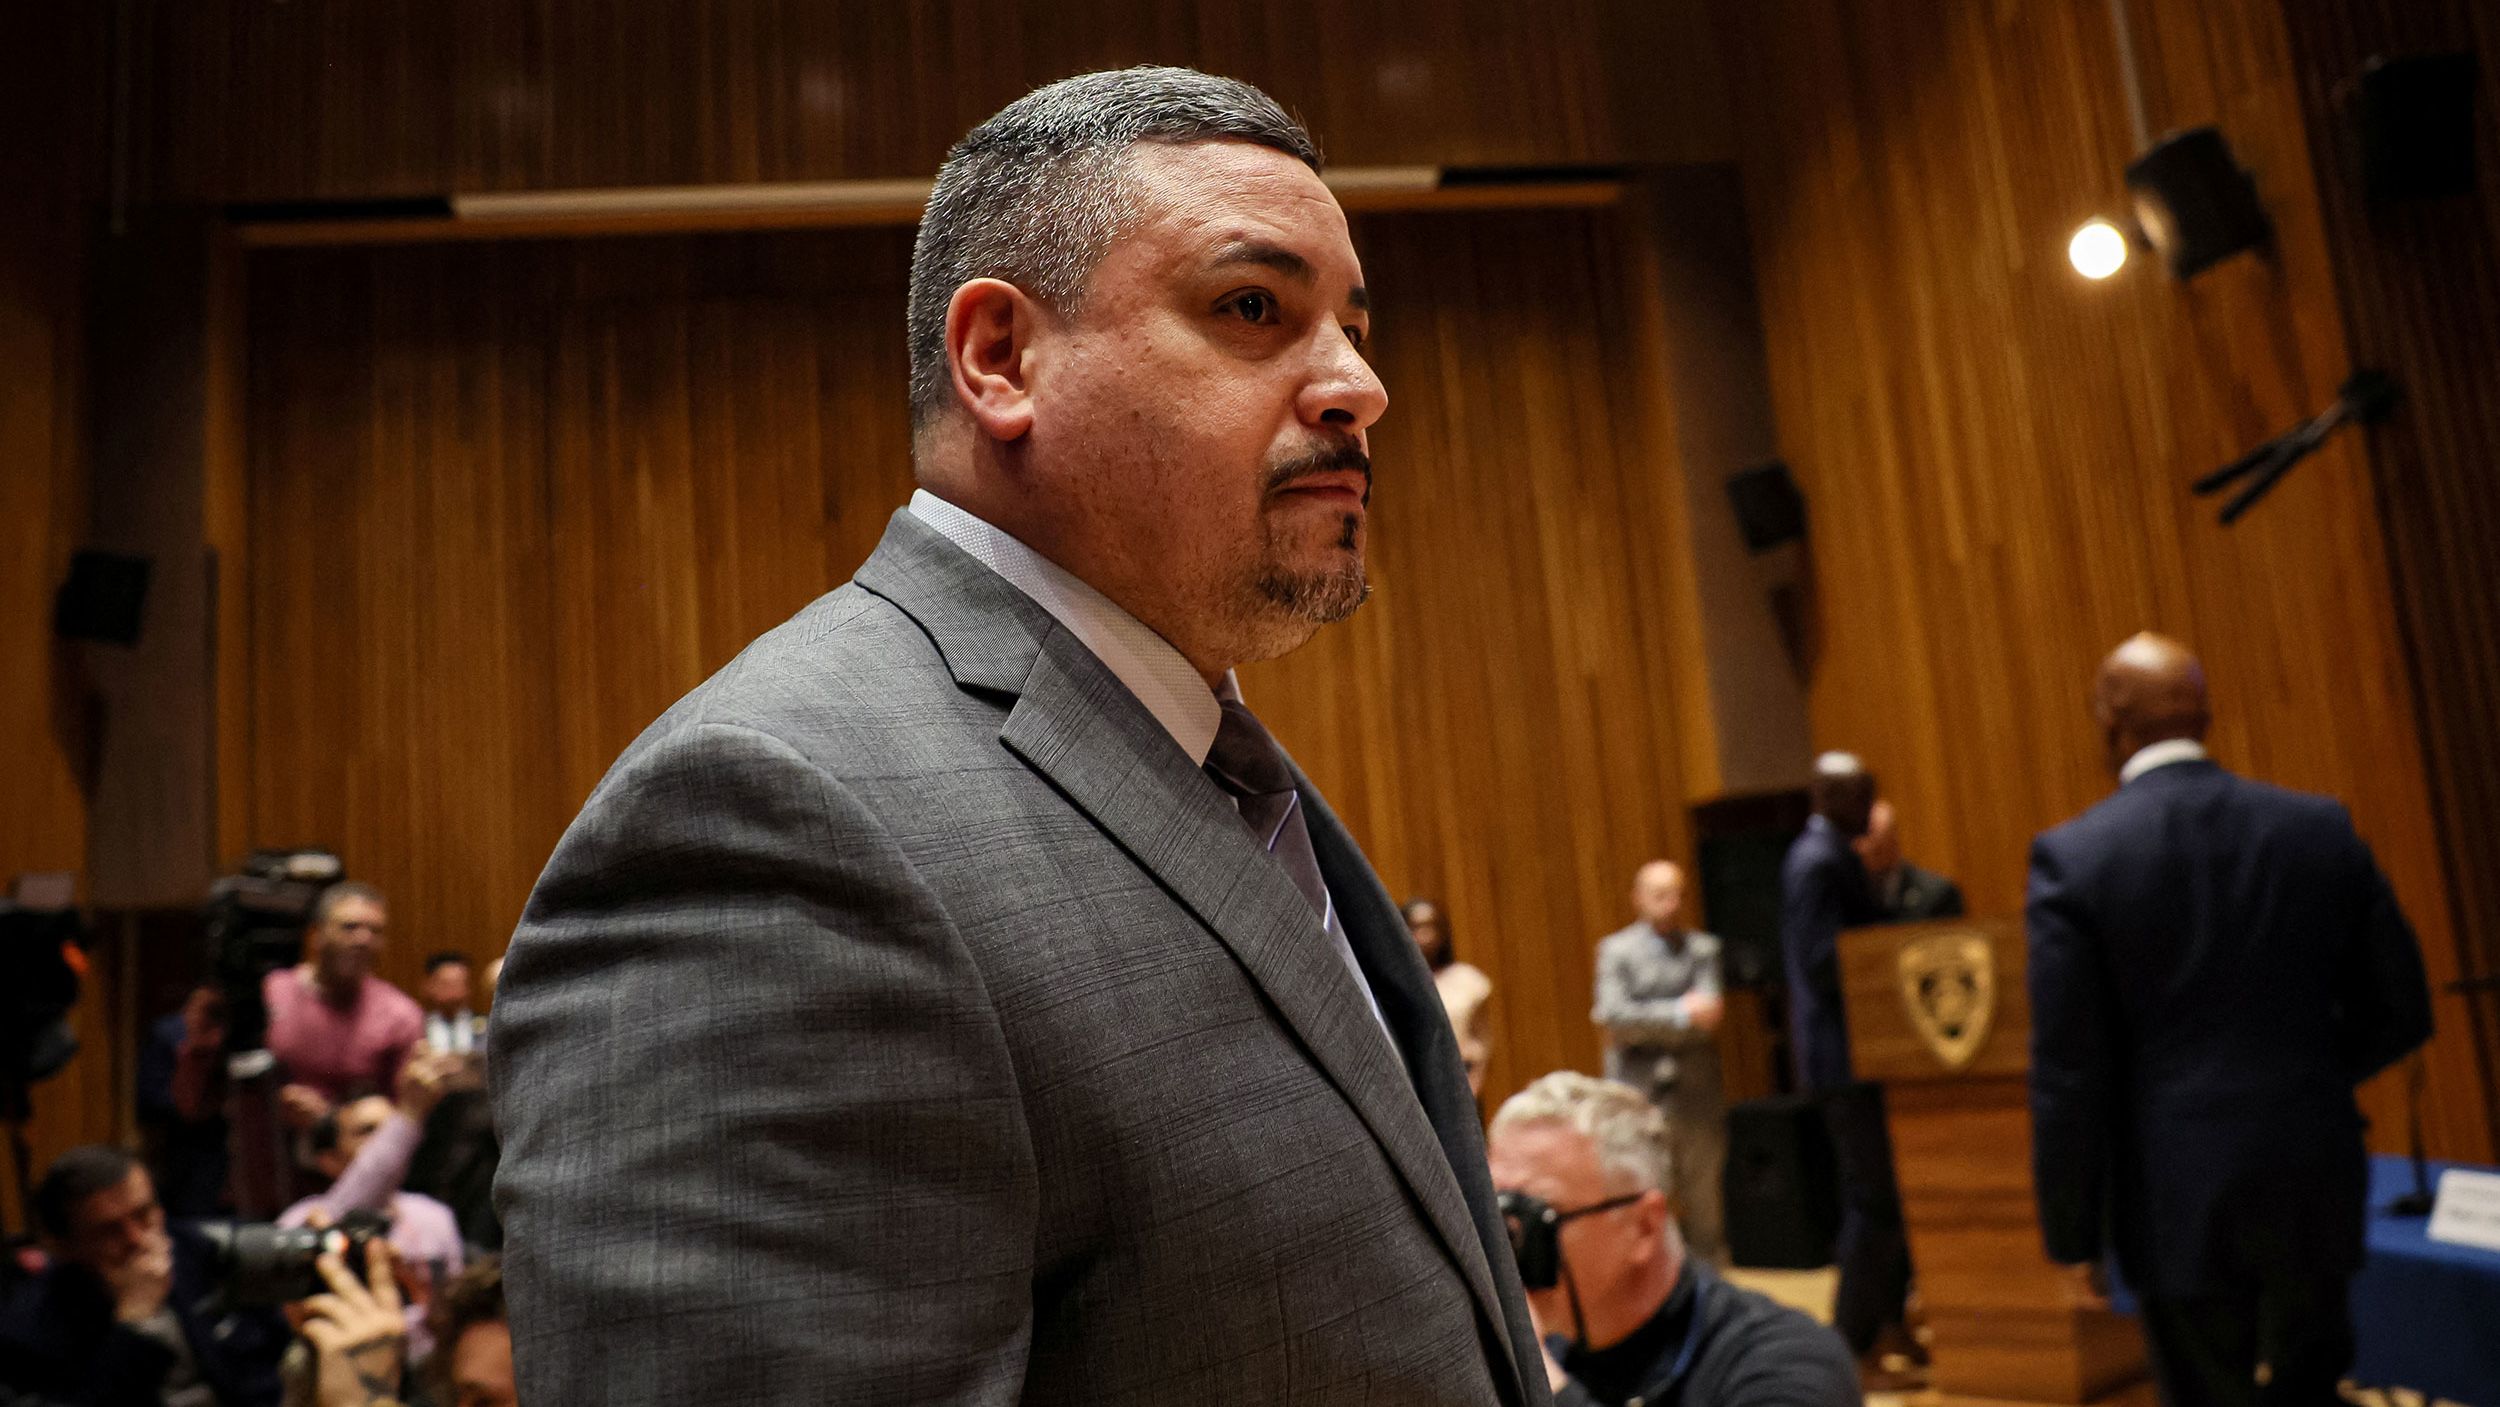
[1497, 1188, 1646, 1290]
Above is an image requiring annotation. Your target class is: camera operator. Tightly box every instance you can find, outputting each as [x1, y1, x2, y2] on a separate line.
[264, 886, 423, 1133]
[0, 1146, 288, 1406]
[279, 1059, 464, 1359]
[138, 988, 233, 1218]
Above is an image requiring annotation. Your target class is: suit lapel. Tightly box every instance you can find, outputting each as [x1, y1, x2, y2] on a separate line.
[858, 510, 1524, 1398]
[999, 638, 1519, 1385]
[1298, 782, 1526, 1395]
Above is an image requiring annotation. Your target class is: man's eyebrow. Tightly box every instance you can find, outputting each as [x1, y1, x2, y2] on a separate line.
[1206, 238, 1313, 281]
[1205, 238, 1370, 313]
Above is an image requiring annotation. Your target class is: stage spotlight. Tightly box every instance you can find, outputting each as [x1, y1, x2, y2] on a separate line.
[2124, 125, 2271, 279]
[2068, 219, 2129, 279]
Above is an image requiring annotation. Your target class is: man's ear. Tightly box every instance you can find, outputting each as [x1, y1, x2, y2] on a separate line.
[945, 278, 1040, 443]
[1635, 1188, 1675, 1258]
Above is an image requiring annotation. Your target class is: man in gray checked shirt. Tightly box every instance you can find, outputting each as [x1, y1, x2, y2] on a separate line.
[1592, 860, 1729, 1264]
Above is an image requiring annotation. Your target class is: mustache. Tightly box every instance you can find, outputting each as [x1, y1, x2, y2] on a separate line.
[1263, 443, 1373, 505]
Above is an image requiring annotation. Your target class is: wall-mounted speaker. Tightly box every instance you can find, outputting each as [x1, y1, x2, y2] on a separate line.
[53, 550, 151, 645]
[2125, 125, 2272, 279]
[2351, 52, 2477, 205]
[1726, 460, 1806, 553]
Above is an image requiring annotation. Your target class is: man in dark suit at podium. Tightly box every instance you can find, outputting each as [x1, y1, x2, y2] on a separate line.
[1780, 753, 1915, 1372]
[2027, 633, 2433, 1407]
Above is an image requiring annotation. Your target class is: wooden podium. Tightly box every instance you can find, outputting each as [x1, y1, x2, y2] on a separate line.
[1839, 917, 2149, 1405]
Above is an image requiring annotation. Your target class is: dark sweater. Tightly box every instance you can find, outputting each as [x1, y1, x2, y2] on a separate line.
[1551, 1261, 1858, 1407]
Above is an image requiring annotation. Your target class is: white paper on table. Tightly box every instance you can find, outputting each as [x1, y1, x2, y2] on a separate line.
[2425, 1167, 2500, 1254]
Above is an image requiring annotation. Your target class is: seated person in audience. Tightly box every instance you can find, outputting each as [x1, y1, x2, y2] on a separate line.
[1488, 1072, 1858, 1407]
[265, 883, 426, 1133]
[1404, 898, 1494, 1096]
[431, 1257, 514, 1407]
[281, 1059, 465, 1359]
[418, 953, 485, 1057]
[137, 987, 232, 1218]
[1853, 800, 1964, 922]
[0, 1144, 290, 1406]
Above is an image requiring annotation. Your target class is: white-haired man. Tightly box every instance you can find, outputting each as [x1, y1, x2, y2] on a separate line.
[1488, 1072, 1857, 1407]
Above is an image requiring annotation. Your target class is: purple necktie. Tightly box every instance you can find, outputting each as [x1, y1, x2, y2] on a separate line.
[1203, 699, 1395, 1041]
[1203, 699, 1330, 921]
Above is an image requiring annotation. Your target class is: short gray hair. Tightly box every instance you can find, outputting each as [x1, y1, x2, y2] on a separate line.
[1491, 1072, 1676, 1197]
[905, 66, 1322, 428]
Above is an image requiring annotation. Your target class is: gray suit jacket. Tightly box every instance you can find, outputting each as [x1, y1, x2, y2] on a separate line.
[491, 511, 1546, 1406]
[1592, 924, 1724, 1121]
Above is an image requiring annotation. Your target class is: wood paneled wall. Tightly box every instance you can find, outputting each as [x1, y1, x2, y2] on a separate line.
[1, 2, 111, 1231]
[2277, 0, 2500, 1147]
[133, 0, 1729, 203]
[238, 233, 917, 974]
[1714, 0, 2494, 1158]
[233, 205, 1718, 1103]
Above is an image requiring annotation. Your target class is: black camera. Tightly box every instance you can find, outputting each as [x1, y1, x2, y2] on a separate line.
[201, 849, 343, 1054]
[1498, 1190, 1565, 1290]
[0, 894, 87, 1122]
[1496, 1188, 1647, 1291]
[194, 1208, 391, 1307]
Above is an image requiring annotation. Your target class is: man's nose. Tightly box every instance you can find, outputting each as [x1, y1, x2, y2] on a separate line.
[1301, 327, 1387, 436]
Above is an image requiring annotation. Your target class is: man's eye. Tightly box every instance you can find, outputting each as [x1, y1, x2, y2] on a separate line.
[1225, 291, 1278, 325]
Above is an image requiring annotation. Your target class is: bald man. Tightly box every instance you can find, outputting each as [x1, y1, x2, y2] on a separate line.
[2028, 633, 2432, 1407]
[1592, 861, 1728, 1262]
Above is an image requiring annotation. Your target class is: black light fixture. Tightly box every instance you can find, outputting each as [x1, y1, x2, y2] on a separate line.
[2124, 126, 2273, 279]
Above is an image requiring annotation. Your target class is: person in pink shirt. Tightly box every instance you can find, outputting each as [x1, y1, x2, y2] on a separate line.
[263, 882, 426, 1130]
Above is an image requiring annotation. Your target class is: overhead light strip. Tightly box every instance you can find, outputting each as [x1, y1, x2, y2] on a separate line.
[451, 179, 935, 221]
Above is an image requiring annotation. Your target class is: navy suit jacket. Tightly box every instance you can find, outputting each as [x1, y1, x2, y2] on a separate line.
[1781, 816, 1882, 1093]
[2025, 760, 2432, 1296]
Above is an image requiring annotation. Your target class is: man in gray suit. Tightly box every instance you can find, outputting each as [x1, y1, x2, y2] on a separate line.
[489, 67, 1549, 1406]
[1592, 860, 1728, 1263]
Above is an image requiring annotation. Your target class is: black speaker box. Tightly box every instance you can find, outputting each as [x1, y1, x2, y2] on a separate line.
[2126, 125, 2272, 279]
[1726, 461, 1806, 553]
[2352, 52, 2477, 205]
[53, 550, 152, 645]
[1723, 1094, 1841, 1270]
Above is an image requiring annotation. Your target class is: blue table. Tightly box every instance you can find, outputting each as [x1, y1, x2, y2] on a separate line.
[2349, 1156, 2500, 1406]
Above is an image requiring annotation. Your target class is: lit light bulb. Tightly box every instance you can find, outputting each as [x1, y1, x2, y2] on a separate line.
[2069, 219, 2128, 280]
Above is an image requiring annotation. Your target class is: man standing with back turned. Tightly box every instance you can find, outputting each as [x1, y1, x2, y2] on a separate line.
[2028, 633, 2431, 1407]
[490, 68, 1548, 1406]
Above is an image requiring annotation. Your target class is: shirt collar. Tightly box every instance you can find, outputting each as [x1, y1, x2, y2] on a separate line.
[908, 489, 1229, 765]
[2120, 737, 2210, 786]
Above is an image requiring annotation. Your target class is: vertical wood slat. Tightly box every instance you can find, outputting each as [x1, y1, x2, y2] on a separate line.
[0, 0, 108, 1233]
[1712, 0, 2494, 1159]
